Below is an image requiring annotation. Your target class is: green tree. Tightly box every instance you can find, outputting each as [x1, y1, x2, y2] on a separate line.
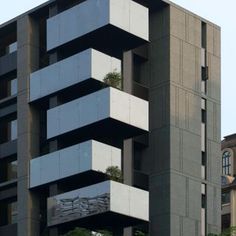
[96, 230, 113, 236]
[63, 227, 91, 236]
[134, 230, 147, 236]
[208, 226, 236, 236]
[105, 166, 123, 182]
[103, 71, 122, 89]
[220, 226, 236, 236]
[63, 227, 112, 236]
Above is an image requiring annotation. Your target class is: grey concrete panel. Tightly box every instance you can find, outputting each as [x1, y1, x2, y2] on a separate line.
[170, 173, 186, 216]
[149, 86, 170, 130]
[183, 217, 198, 236]
[170, 6, 186, 40]
[187, 14, 201, 48]
[207, 141, 221, 185]
[149, 172, 170, 216]
[150, 5, 170, 41]
[188, 179, 201, 220]
[182, 130, 201, 178]
[150, 214, 170, 236]
[208, 54, 221, 101]
[149, 38, 170, 87]
[17, 15, 40, 236]
[182, 42, 198, 91]
[207, 185, 221, 230]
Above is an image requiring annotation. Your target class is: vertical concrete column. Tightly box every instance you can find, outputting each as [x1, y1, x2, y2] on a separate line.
[231, 190, 236, 227]
[48, 97, 60, 236]
[49, 181, 59, 236]
[17, 15, 40, 236]
[122, 50, 134, 186]
[48, 5, 60, 236]
[122, 50, 133, 236]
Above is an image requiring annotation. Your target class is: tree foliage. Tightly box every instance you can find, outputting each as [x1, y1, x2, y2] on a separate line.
[105, 166, 123, 182]
[63, 227, 91, 236]
[208, 227, 236, 236]
[134, 230, 147, 236]
[103, 71, 122, 89]
[63, 227, 112, 236]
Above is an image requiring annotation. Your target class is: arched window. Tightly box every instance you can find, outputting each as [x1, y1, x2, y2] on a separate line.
[222, 151, 231, 175]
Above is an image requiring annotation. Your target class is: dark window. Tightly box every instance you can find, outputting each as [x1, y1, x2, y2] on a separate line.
[222, 151, 231, 175]
[201, 66, 209, 81]
[202, 110, 206, 123]
[222, 214, 231, 231]
[0, 200, 17, 226]
[201, 22, 207, 49]
[222, 192, 230, 205]
[201, 194, 206, 209]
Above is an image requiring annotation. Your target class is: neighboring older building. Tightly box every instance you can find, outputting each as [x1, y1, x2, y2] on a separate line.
[0, 0, 221, 235]
[221, 134, 236, 231]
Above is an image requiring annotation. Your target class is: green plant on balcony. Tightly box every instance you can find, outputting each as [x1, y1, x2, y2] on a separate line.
[63, 227, 112, 236]
[134, 230, 147, 236]
[208, 226, 236, 236]
[105, 166, 123, 183]
[103, 71, 122, 89]
[63, 227, 91, 236]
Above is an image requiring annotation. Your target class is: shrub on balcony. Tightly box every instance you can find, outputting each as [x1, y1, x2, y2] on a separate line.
[103, 71, 122, 89]
[105, 166, 123, 183]
[207, 226, 236, 236]
[134, 230, 147, 236]
[63, 227, 112, 236]
[63, 227, 91, 236]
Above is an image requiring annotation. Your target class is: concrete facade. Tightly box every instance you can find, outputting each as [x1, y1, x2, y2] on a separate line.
[0, 0, 221, 235]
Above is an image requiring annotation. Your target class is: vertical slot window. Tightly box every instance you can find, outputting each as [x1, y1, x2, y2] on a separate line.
[0, 200, 17, 226]
[201, 184, 206, 236]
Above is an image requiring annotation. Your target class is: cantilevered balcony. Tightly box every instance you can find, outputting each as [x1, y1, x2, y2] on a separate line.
[47, 180, 149, 227]
[30, 49, 120, 102]
[47, 0, 149, 56]
[30, 140, 121, 188]
[47, 87, 149, 141]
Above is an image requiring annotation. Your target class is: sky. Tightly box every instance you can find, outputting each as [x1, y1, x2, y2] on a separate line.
[0, 0, 235, 138]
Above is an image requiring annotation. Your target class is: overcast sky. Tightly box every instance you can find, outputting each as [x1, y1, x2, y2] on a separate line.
[0, 0, 235, 138]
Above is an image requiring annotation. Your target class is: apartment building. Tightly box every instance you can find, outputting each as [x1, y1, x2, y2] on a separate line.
[0, 0, 221, 235]
[221, 134, 236, 231]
